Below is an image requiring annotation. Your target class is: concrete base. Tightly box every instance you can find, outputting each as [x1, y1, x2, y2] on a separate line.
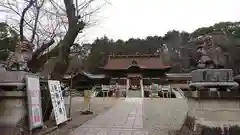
[175, 91, 240, 135]
[0, 98, 27, 135]
[177, 114, 240, 135]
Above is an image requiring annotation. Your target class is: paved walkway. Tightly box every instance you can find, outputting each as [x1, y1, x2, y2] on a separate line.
[68, 98, 187, 135]
[69, 98, 147, 135]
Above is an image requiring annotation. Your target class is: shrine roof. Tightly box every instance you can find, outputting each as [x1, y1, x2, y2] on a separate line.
[102, 54, 171, 70]
[63, 71, 106, 80]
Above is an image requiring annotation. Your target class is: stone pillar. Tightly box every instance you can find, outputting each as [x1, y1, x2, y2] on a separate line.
[0, 91, 27, 135]
[140, 79, 144, 98]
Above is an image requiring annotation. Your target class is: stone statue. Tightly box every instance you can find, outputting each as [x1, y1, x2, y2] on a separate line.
[193, 35, 226, 69]
[4, 40, 34, 71]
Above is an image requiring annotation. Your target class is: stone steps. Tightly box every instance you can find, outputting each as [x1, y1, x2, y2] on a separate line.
[127, 90, 142, 97]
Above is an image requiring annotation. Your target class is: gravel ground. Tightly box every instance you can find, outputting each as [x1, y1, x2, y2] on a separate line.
[142, 98, 188, 135]
[36, 97, 120, 135]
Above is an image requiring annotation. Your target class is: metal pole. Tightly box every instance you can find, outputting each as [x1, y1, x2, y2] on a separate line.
[68, 73, 73, 119]
[88, 98, 90, 112]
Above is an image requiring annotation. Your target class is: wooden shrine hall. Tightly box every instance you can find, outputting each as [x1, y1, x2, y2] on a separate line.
[100, 54, 175, 97]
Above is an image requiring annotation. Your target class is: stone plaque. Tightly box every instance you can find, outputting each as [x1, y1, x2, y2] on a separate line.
[191, 69, 233, 82]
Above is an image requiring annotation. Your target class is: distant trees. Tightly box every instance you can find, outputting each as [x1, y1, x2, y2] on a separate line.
[84, 31, 191, 73]
[1, 18, 240, 75]
[0, 22, 18, 61]
[84, 22, 240, 74]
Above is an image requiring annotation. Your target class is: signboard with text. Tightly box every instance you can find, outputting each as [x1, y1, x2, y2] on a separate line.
[48, 80, 68, 125]
[26, 75, 43, 130]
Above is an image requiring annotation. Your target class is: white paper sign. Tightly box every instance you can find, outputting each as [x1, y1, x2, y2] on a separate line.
[48, 80, 67, 125]
[26, 75, 43, 130]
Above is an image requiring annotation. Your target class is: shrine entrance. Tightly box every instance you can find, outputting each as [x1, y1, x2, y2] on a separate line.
[129, 77, 140, 90]
[127, 74, 143, 97]
[102, 55, 172, 98]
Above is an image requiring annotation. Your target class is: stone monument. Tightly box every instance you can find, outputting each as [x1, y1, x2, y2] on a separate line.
[174, 35, 240, 135]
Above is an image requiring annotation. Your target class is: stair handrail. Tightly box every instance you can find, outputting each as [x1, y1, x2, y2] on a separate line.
[90, 86, 98, 97]
[176, 88, 185, 98]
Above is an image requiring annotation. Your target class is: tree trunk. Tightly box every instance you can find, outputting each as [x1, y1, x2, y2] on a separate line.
[50, 0, 85, 80]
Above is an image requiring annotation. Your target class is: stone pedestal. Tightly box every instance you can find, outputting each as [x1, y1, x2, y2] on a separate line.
[0, 71, 34, 135]
[0, 91, 28, 135]
[177, 91, 240, 135]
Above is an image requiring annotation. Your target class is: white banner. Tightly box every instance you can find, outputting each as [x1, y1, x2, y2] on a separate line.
[48, 80, 67, 125]
[26, 75, 43, 130]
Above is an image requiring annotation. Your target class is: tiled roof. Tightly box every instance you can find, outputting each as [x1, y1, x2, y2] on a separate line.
[64, 71, 106, 79]
[103, 55, 171, 70]
[166, 73, 191, 78]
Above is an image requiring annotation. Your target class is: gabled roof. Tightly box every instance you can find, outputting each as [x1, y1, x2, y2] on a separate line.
[234, 74, 240, 80]
[81, 71, 106, 79]
[103, 54, 171, 70]
[166, 73, 191, 78]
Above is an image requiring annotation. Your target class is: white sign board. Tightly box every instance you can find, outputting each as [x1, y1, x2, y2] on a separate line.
[48, 80, 68, 125]
[26, 75, 43, 130]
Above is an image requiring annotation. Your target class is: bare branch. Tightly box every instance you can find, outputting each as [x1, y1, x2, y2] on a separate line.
[1, 0, 108, 77]
[30, 0, 45, 43]
[20, 0, 36, 41]
[32, 39, 55, 60]
[0, 1, 34, 30]
[77, 0, 95, 13]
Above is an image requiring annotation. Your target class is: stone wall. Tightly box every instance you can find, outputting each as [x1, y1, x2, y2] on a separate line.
[0, 98, 27, 135]
[176, 91, 240, 135]
[178, 114, 240, 135]
[185, 91, 240, 99]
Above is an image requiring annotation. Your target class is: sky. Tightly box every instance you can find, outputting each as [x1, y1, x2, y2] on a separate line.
[0, 0, 240, 43]
[84, 0, 240, 42]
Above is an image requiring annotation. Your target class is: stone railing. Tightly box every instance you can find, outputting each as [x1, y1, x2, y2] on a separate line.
[186, 91, 240, 99]
[118, 85, 127, 91]
[143, 85, 162, 91]
[100, 85, 127, 97]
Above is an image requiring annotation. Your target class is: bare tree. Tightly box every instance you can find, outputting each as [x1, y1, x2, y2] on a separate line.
[0, 0, 108, 79]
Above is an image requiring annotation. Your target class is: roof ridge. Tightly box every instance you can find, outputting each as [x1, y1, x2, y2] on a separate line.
[108, 54, 161, 59]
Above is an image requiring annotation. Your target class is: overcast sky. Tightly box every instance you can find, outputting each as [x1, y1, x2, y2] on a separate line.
[0, 0, 240, 43]
[84, 0, 240, 42]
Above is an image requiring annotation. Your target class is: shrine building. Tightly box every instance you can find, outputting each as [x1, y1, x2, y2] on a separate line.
[100, 54, 189, 97]
[66, 54, 190, 97]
